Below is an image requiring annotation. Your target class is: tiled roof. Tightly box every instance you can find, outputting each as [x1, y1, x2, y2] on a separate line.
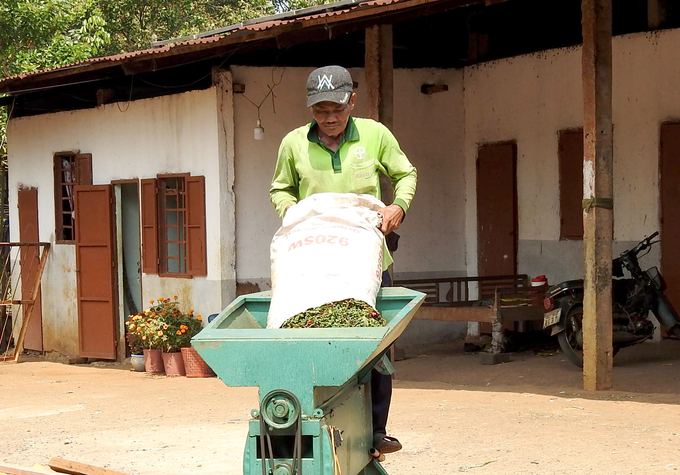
[0, 0, 423, 91]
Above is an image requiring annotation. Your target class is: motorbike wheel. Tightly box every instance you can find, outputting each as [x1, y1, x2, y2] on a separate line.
[557, 307, 620, 368]
[557, 307, 585, 368]
[672, 325, 680, 339]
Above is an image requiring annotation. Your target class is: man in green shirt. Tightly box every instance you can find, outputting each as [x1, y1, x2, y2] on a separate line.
[270, 65, 417, 454]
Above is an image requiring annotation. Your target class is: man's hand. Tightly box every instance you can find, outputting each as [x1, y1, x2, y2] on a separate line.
[377, 204, 404, 235]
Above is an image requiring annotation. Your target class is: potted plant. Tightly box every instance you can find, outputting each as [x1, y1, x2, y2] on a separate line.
[124, 321, 145, 372]
[176, 310, 215, 378]
[131, 303, 167, 374]
[151, 296, 198, 377]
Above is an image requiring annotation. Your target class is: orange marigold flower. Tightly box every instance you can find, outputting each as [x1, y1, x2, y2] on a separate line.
[158, 331, 164, 337]
[176, 330, 182, 335]
[129, 324, 135, 330]
[197, 316, 202, 322]
[190, 309, 194, 313]
[181, 329, 186, 334]
[163, 324, 168, 330]
[173, 295, 178, 300]
[149, 300, 154, 304]
[142, 336, 147, 341]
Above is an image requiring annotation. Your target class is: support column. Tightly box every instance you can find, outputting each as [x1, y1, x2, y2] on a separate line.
[365, 25, 394, 129]
[648, 0, 667, 29]
[213, 68, 237, 308]
[581, 0, 614, 391]
[365, 24, 395, 205]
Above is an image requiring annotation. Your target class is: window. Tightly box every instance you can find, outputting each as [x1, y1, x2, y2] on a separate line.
[53, 153, 92, 242]
[160, 176, 188, 274]
[558, 129, 584, 240]
[140, 175, 206, 277]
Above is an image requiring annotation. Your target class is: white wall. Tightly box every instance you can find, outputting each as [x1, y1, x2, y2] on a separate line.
[7, 89, 226, 355]
[15, 26, 680, 355]
[232, 66, 467, 288]
[463, 29, 680, 284]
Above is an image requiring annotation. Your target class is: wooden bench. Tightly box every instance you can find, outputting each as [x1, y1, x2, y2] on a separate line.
[394, 275, 547, 363]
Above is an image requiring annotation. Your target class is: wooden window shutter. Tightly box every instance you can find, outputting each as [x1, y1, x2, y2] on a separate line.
[141, 178, 159, 274]
[75, 153, 93, 185]
[186, 175, 207, 276]
[558, 129, 584, 240]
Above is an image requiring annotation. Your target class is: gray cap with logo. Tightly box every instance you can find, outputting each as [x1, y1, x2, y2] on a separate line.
[306, 66, 354, 107]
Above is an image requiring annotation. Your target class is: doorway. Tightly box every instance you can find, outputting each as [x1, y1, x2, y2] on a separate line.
[74, 185, 117, 359]
[18, 187, 43, 351]
[476, 142, 518, 277]
[660, 123, 680, 314]
[115, 182, 142, 360]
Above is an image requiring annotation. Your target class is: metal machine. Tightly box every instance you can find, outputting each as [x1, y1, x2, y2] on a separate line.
[192, 287, 425, 475]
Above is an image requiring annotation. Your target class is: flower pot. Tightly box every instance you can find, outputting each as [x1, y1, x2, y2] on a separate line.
[162, 351, 186, 377]
[143, 348, 164, 374]
[181, 346, 215, 378]
[130, 353, 145, 372]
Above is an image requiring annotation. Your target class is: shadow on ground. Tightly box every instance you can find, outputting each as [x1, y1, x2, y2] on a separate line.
[395, 336, 680, 405]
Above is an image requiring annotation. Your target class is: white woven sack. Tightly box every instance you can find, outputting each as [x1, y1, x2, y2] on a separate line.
[267, 193, 385, 328]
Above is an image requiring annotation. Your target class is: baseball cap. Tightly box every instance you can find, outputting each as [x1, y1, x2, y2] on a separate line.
[306, 66, 354, 107]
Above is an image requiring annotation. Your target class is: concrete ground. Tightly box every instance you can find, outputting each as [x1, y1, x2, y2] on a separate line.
[1, 338, 679, 475]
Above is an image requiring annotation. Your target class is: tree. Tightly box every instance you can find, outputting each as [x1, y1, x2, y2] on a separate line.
[0, 0, 110, 77]
[0, 0, 330, 163]
[97, 0, 274, 55]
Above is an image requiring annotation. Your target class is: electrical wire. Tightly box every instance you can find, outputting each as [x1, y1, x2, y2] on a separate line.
[116, 75, 135, 112]
[239, 67, 285, 121]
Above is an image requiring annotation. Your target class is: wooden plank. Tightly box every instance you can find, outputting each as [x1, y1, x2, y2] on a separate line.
[0, 463, 58, 475]
[414, 306, 495, 323]
[581, 0, 614, 391]
[12, 244, 50, 362]
[48, 458, 127, 475]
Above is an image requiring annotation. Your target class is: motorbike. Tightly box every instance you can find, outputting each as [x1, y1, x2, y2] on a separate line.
[543, 232, 680, 367]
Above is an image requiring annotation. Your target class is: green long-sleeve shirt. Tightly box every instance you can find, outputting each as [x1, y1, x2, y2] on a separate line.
[270, 117, 417, 270]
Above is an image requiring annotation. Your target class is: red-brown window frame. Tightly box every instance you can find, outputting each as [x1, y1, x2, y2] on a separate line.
[558, 129, 584, 241]
[140, 173, 207, 278]
[53, 152, 92, 244]
[157, 173, 190, 278]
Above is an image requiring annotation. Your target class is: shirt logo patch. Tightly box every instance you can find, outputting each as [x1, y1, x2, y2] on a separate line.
[317, 74, 335, 90]
[354, 147, 367, 160]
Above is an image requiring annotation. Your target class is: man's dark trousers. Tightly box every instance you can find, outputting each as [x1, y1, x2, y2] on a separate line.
[372, 270, 393, 439]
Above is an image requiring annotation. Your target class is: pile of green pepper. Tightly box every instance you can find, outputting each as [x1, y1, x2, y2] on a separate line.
[281, 298, 386, 328]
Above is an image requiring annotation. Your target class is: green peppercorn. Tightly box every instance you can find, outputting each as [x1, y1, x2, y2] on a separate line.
[281, 298, 386, 328]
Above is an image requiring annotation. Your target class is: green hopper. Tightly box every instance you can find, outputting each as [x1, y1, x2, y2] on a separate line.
[192, 287, 425, 475]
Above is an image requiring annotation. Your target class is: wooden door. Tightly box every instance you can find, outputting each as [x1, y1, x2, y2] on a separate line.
[18, 188, 43, 351]
[74, 185, 117, 359]
[660, 124, 680, 313]
[477, 143, 518, 276]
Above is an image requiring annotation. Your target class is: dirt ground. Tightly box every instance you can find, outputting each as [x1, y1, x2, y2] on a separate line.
[1, 338, 680, 475]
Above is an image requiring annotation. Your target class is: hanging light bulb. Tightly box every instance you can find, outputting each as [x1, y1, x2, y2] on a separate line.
[254, 118, 265, 140]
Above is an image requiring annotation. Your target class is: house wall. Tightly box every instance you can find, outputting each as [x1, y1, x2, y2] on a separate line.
[231, 66, 468, 345]
[7, 89, 227, 356]
[13, 26, 680, 356]
[463, 28, 680, 286]
[232, 66, 466, 283]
